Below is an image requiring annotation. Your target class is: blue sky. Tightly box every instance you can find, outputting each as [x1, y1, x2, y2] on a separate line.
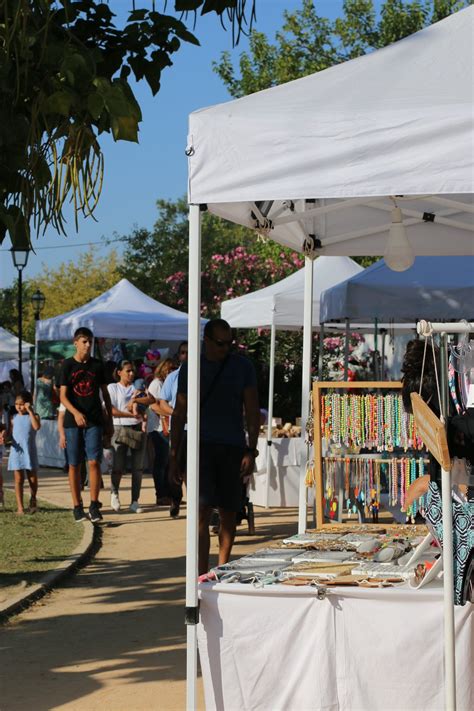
[1, 0, 360, 287]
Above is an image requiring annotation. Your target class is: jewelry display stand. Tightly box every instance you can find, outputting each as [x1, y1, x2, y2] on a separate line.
[313, 381, 428, 528]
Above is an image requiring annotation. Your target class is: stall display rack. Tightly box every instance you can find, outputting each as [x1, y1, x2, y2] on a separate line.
[313, 381, 429, 528]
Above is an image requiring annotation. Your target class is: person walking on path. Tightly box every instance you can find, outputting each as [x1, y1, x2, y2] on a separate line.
[34, 366, 57, 420]
[59, 327, 113, 523]
[158, 341, 188, 518]
[107, 360, 146, 514]
[8, 390, 41, 514]
[144, 358, 177, 505]
[170, 320, 260, 575]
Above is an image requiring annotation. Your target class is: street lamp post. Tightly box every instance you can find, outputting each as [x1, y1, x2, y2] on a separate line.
[31, 289, 46, 321]
[10, 247, 30, 380]
[31, 289, 46, 389]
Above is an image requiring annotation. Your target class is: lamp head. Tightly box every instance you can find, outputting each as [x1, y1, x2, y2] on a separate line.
[10, 247, 30, 270]
[384, 207, 414, 272]
[31, 289, 46, 318]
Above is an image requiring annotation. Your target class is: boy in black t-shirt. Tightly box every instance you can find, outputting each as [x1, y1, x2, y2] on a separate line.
[59, 327, 113, 522]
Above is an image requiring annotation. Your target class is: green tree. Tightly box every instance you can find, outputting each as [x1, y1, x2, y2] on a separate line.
[214, 0, 469, 97]
[0, 0, 255, 248]
[0, 247, 121, 343]
[119, 196, 303, 314]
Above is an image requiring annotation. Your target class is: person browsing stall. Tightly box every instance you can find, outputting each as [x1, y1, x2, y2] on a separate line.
[108, 360, 146, 514]
[170, 320, 260, 575]
[59, 327, 113, 523]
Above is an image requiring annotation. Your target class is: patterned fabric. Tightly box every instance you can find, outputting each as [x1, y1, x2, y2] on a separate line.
[425, 482, 474, 605]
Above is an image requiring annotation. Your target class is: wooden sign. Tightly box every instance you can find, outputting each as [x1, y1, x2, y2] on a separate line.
[410, 392, 451, 471]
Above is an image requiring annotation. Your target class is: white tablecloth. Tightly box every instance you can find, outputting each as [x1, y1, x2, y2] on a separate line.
[36, 419, 64, 468]
[250, 437, 312, 507]
[197, 582, 473, 711]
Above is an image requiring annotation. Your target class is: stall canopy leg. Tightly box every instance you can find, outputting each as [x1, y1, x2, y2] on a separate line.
[186, 203, 202, 711]
[265, 321, 276, 508]
[298, 257, 314, 534]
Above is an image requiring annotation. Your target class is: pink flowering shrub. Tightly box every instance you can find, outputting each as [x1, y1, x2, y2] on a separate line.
[165, 245, 303, 317]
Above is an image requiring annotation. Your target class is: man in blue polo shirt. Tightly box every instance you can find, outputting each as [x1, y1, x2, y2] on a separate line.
[170, 320, 260, 575]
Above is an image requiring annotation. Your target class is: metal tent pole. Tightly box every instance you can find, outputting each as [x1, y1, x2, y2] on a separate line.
[265, 320, 276, 508]
[417, 320, 469, 711]
[440, 332, 456, 711]
[186, 204, 202, 711]
[298, 257, 314, 534]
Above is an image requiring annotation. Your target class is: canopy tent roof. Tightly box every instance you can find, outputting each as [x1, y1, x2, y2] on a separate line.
[221, 256, 363, 329]
[321, 256, 474, 323]
[188, 7, 473, 257]
[36, 279, 206, 342]
[0, 327, 32, 362]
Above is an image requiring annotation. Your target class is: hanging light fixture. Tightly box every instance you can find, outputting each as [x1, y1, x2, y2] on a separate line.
[384, 206, 414, 272]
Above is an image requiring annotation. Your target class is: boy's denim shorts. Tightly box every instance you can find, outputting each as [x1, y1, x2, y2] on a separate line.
[65, 426, 103, 466]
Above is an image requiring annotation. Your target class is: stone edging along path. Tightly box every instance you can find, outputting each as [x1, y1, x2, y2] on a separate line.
[0, 507, 99, 624]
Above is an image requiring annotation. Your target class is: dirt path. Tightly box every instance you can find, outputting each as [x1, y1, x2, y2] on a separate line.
[0, 468, 298, 710]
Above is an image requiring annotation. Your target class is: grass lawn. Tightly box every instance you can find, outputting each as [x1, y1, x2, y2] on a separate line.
[0, 489, 84, 593]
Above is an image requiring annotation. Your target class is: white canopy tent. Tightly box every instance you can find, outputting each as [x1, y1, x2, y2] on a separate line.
[0, 326, 32, 362]
[186, 7, 474, 710]
[222, 256, 363, 506]
[221, 256, 363, 330]
[36, 278, 206, 342]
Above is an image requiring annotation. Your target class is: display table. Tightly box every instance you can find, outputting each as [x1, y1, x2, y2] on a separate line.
[250, 437, 313, 507]
[197, 582, 473, 710]
[36, 419, 64, 468]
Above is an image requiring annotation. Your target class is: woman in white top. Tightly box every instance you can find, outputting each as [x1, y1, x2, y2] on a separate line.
[107, 361, 145, 513]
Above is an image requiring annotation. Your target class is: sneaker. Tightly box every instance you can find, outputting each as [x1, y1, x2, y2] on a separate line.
[170, 502, 180, 519]
[129, 501, 143, 514]
[89, 502, 103, 523]
[73, 505, 88, 522]
[111, 492, 121, 512]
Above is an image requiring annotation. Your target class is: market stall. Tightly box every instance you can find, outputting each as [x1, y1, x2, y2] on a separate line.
[185, 7, 474, 709]
[197, 581, 473, 711]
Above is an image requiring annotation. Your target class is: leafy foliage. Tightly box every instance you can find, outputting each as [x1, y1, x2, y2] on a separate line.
[214, 0, 470, 97]
[0, 0, 255, 247]
[118, 197, 303, 315]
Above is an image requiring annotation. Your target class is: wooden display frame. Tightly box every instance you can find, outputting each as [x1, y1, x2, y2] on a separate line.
[313, 381, 402, 528]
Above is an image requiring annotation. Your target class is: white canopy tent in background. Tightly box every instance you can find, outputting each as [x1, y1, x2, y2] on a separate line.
[36, 278, 206, 342]
[0, 328, 33, 390]
[0, 326, 32, 362]
[35, 277, 207, 382]
[321, 256, 474, 322]
[221, 256, 362, 330]
[222, 255, 363, 507]
[186, 7, 474, 711]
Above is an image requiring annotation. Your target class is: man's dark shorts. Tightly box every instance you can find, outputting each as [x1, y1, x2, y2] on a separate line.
[65, 425, 103, 466]
[199, 443, 244, 512]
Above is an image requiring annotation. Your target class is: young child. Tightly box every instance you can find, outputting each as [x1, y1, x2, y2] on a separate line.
[8, 390, 41, 515]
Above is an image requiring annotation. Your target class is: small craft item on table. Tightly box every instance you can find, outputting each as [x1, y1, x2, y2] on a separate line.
[284, 562, 356, 577]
